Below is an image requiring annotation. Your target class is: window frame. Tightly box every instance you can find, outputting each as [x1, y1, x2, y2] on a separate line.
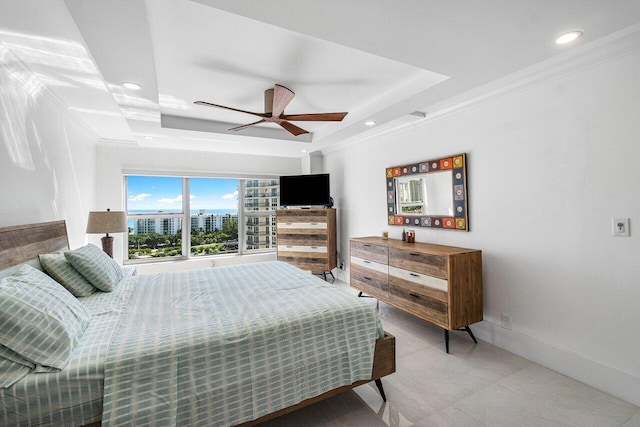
[123, 172, 279, 265]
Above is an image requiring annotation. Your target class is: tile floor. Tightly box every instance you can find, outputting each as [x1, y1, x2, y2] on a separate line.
[262, 280, 640, 426]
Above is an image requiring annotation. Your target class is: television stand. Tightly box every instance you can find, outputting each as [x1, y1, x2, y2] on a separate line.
[276, 209, 337, 280]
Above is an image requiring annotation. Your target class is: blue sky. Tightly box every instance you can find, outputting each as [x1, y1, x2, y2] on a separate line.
[127, 176, 238, 211]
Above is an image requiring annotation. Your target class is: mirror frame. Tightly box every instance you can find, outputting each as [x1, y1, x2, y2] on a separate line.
[386, 153, 469, 231]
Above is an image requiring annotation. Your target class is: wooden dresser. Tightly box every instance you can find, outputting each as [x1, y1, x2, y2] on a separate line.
[350, 236, 482, 352]
[276, 209, 337, 277]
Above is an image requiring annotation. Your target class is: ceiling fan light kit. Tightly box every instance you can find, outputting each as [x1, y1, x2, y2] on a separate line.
[195, 84, 348, 137]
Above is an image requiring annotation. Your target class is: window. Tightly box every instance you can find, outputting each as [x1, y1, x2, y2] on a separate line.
[243, 179, 279, 250]
[125, 175, 279, 263]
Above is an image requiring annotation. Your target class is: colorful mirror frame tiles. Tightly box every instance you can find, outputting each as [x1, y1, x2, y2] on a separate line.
[386, 153, 469, 231]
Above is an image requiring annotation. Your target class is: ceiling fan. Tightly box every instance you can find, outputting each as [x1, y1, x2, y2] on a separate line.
[194, 84, 348, 136]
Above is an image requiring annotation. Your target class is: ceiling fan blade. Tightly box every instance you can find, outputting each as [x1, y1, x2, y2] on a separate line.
[194, 101, 268, 118]
[228, 119, 266, 132]
[280, 112, 348, 122]
[272, 84, 295, 117]
[279, 121, 309, 136]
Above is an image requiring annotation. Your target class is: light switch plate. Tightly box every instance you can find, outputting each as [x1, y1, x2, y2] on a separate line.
[612, 218, 630, 237]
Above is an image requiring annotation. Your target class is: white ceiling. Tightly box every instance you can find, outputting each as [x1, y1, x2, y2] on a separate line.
[3, 0, 640, 158]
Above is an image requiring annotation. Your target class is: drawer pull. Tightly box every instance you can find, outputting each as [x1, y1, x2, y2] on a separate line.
[310, 222, 318, 225]
[363, 260, 371, 264]
[311, 258, 319, 262]
[310, 246, 318, 249]
[409, 293, 420, 299]
[363, 276, 373, 281]
[286, 222, 293, 225]
[409, 273, 420, 277]
[409, 253, 421, 257]
[363, 244, 371, 247]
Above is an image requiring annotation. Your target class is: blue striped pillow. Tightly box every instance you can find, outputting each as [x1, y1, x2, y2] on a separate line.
[0, 265, 92, 369]
[39, 253, 97, 297]
[64, 244, 124, 292]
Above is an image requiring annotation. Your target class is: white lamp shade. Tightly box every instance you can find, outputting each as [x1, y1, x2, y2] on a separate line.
[86, 211, 128, 234]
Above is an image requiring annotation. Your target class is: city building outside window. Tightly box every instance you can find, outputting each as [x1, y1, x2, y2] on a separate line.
[125, 175, 279, 263]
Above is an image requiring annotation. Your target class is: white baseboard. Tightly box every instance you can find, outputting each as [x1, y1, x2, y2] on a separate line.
[473, 320, 640, 407]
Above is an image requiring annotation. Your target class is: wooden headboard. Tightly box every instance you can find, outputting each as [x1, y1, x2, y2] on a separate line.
[0, 220, 70, 270]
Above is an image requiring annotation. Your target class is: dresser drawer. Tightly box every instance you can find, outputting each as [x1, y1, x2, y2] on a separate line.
[388, 269, 447, 303]
[389, 284, 448, 328]
[278, 246, 328, 261]
[351, 264, 389, 300]
[278, 245, 328, 255]
[351, 256, 387, 275]
[279, 256, 329, 272]
[388, 266, 448, 293]
[277, 221, 327, 230]
[277, 210, 328, 219]
[277, 234, 327, 246]
[351, 241, 388, 264]
[389, 248, 447, 279]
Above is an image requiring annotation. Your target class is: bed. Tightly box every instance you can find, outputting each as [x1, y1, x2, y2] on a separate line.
[0, 220, 395, 426]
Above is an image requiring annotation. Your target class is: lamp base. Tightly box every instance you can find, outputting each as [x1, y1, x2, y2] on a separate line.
[101, 236, 114, 258]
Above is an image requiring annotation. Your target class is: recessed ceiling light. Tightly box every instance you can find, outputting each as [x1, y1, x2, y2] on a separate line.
[365, 120, 376, 126]
[555, 30, 583, 45]
[301, 149, 308, 153]
[121, 81, 142, 90]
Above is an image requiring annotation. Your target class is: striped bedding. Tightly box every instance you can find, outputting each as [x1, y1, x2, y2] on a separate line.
[1, 261, 383, 426]
[0, 276, 137, 426]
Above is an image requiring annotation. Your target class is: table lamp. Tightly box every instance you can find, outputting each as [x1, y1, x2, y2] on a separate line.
[86, 209, 128, 258]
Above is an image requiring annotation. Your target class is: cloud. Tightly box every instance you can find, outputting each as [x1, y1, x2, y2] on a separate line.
[129, 193, 151, 202]
[157, 194, 196, 204]
[158, 195, 182, 204]
[222, 190, 238, 200]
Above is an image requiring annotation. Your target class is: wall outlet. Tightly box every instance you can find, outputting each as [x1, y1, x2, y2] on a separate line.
[612, 218, 630, 237]
[500, 313, 512, 330]
[339, 261, 345, 270]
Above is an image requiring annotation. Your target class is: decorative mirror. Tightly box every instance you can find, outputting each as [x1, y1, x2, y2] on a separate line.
[386, 153, 468, 230]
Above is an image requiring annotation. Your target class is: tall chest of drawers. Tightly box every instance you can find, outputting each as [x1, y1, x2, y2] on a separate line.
[350, 236, 482, 352]
[276, 209, 337, 275]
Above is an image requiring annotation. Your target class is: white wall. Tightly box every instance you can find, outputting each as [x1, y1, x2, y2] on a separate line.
[95, 144, 302, 268]
[0, 48, 97, 247]
[323, 46, 640, 405]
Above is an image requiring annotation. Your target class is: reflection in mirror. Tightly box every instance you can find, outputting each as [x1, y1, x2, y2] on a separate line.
[395, 170, 453, 216]
[386, 153, 468, 231]
[396, 176, 424, 214]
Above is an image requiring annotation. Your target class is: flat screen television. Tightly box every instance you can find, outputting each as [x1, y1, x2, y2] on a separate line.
[279, 173, 331, 207]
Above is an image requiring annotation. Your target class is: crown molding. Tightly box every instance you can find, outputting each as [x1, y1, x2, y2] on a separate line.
[422, 23, 640, 124]
[321, 23, 640, 155]
[97, 138, 139, 146]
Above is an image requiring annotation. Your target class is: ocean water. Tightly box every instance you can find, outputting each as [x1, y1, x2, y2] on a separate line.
[129, 209, 238, 215]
